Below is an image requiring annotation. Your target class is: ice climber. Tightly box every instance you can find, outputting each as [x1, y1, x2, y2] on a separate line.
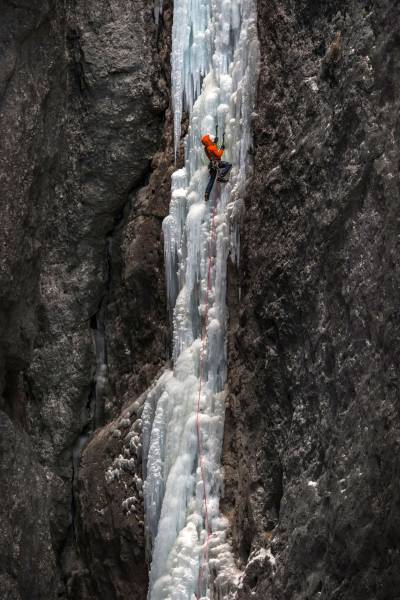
[201, 133, 232, 201]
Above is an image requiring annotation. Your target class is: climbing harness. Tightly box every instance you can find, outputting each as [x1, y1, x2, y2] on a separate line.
[195, 183, 220, 599]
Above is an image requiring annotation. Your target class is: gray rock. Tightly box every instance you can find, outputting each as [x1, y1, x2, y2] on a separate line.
[225, 1, 400, 599]
[2, 0, 399, 598]
[0, 0, 171, 597]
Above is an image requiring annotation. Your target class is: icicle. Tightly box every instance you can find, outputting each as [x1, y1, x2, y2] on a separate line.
[154, 0, 164, 26]
[143, 0, 260, 598]
[171, 0, 214, 157]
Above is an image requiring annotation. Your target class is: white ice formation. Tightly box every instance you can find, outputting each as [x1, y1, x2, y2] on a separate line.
[154, 1, 164, 26]
[143, 1, 260, 598]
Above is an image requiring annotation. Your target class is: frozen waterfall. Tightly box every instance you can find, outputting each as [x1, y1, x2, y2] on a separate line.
[144, 1, 260, 598]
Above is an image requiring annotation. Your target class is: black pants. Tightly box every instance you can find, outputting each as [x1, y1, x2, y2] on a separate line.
[205, 160, 232, 196]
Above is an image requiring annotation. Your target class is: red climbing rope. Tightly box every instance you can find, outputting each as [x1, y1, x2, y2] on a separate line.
[196, 188, 219, 599]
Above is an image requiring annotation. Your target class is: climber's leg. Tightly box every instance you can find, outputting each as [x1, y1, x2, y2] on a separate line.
[217, 161, 232, 182]
[205, 167, 217, 201]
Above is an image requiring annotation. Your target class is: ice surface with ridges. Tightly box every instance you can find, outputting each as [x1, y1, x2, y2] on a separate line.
[143, 1, 260, 598]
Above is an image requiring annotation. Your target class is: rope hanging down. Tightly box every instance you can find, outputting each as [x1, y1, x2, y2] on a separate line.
[196, 187, 219, 599]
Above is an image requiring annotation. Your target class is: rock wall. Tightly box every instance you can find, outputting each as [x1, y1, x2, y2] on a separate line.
[2, 0, 400, 599]
[0, 1, 171, 598]
[225, 1, 400, 599]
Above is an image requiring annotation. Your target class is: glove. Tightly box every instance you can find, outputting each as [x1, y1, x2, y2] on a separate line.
[221, 145, 225, 150]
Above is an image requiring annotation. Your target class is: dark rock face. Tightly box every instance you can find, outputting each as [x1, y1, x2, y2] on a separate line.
[0, 0, 170, 598]
[74, 5, 174, 598]
[2, 0, 400, 598]
[76, 86, 176, 600]
[74, 397, 148, 600]
[225, 2, 400, 599]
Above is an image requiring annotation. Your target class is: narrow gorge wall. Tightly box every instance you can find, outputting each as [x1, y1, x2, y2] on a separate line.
[225, 2, 400, 599]
[0, 1, 172, 598]
[2, 1, 400, 600]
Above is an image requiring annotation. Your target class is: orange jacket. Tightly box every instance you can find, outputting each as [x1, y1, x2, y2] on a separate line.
[201, 134, 224, 161]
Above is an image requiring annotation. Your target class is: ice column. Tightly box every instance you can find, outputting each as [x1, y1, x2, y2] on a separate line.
[154, 0, 164, 25]
[143, 1, 260, 598]
[171, 0, 213, 156]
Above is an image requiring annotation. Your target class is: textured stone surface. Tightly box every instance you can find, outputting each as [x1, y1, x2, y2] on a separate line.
[225, 2, 400, 599]
[0, 414, 58, 600]
[74, 5, 174, 598]
[0, 4, 70, 598]
[2, 0, 400, 598]
[74, 398, 147, 600]
[0, 0, 170, 598]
